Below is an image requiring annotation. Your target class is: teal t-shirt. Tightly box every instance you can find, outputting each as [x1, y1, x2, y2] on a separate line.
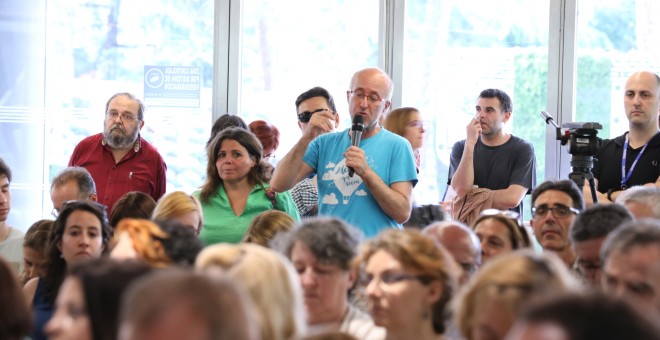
[303, 128, 417, 238]
[193, 183, 300, 245]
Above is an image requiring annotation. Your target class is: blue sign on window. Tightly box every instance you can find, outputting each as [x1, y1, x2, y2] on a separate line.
[143, 66, 201, 107]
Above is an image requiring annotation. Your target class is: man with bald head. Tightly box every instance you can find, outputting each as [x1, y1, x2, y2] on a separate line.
[272, 68, 417, 237]
[585, 71, 660, 205]
[423, 221, 481, 284]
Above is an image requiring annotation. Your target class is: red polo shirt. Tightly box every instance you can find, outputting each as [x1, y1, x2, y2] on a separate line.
[68, 133, 167, 212]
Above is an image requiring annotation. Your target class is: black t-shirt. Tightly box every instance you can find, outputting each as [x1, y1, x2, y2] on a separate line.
[448, 135, 537, 213]
[593, 131, 660, 193]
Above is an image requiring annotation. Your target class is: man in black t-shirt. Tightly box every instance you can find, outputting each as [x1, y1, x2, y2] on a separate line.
[586, 71, 660, 206]
[448, 89, 536, 215]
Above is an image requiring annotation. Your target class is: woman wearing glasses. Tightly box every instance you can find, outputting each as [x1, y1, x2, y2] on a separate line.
[194, 127, 300, 245]
[471, 210, 532, 263]
[356, 229, 456, 340]
[382, 107, 425, 172]
[23, 201, 111, 340]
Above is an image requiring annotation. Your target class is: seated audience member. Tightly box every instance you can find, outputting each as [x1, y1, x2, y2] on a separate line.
[530, 179, 585, 269]
[382, 107, 425, 173]
[45, 258, 152, 340]
[273, 217, 383, 339]
[24, 201, 111, 340]
[615, 186, 660, 219]
[50, 166, 97, 217]
[108, 191, 157, 229]
[423, 221, 481, 285]
[119, 268, 259, 340]
[455, 250, 579, 340]
[249, 119, 281, 165]
[471, 210, 532, 263]
[0, 258, 32, 340]
[194, 127, 300, 245]
[110, 219, 202, 267]
[507, 292, 660, 340]
[0, 157, 24, 274]
[570, 204, 633, 286]
[196, 243, 306, 340]
[206, 113, 249, 148]
[356, 229, 456, 340]
[242, 210, 297, 247]
[19, 220, 52, 285]
[601, 219, 660, 316]
[152, 191, 203, 235]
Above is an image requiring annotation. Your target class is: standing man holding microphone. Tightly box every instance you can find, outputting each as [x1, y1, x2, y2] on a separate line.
[271, 68, 417, 237]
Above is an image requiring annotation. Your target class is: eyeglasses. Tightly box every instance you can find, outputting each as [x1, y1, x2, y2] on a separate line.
[348, 90, 386, 104]
[479, 209, 531, 247]
[106, 111, 137, 122]
[407, 120, 424, 129]
[531, 204, 580, 218]
[360, 272, 434, 290]
[264, 154, 276, 161]
[481, 209, 520, 221]
[297, 108, 331, 123]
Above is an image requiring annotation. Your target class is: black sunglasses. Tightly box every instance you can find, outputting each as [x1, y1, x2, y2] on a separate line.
[297, 108, 331, 123]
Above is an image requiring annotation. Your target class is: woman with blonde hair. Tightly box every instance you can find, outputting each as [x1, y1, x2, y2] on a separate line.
[196, 243, 306, 340]
[152, 191, 204, 235]
[355, 229, 456, 340]
[455, 249, 579, 340]
[242, 210, 296, 247]
[382, 107, 424, 171]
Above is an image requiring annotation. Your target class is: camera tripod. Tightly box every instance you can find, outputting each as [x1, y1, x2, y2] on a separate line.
[568, 155, 598, 204]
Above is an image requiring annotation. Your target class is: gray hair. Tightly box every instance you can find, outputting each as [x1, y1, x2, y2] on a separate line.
[615, 186, 660, 218]
[601, 219, 660, 261]
[273, 217, 362, 270]
[51, 166, 96, 198]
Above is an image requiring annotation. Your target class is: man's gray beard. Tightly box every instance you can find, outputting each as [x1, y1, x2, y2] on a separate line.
[104, 129, 138, 149]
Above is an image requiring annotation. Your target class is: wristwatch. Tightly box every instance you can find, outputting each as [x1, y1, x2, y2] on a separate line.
[607, 189, 614, 202]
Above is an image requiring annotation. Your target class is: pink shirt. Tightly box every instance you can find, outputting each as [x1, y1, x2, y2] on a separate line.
[69, 133, 167, 212]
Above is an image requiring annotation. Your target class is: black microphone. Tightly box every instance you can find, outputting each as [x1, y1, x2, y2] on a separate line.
[348, 115, 364, 177]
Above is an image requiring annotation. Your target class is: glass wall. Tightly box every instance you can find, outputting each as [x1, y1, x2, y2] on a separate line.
[402, 0, 550, 206]
[1, 0, 214, 230]
[239, 0, 380, 160]
[575, 0, 660, 138]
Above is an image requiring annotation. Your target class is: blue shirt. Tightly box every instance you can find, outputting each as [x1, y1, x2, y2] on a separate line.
[303, 128, 417, 237]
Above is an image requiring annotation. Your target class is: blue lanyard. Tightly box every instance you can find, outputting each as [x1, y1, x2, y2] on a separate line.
[621, 133, 650, 189]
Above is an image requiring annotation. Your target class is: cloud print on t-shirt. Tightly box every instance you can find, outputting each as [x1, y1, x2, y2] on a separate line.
[322, 193, 339, 205]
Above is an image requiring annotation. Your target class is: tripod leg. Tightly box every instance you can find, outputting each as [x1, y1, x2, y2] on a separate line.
[588, 177, 598, 204]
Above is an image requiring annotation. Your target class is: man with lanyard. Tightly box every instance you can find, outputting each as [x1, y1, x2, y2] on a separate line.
[584, 71, 660, 206]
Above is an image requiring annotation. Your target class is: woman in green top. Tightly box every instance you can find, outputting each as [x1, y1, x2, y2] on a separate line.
[194, 127, 300, 245]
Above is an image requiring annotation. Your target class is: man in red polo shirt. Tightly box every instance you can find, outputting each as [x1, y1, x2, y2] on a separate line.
[69, 92, 166, 212]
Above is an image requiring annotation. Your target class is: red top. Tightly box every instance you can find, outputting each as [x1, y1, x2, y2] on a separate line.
[68, 133, 167, 212]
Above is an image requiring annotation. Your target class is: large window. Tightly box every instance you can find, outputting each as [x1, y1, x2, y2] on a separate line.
[575, 0, 660, 138]
[1, 0, 214, 230]
[239, 0, 380, 158]
[402, 0, 550, 205]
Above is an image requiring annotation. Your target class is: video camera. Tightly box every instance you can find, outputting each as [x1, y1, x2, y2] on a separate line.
[540, 111, 603, 203]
